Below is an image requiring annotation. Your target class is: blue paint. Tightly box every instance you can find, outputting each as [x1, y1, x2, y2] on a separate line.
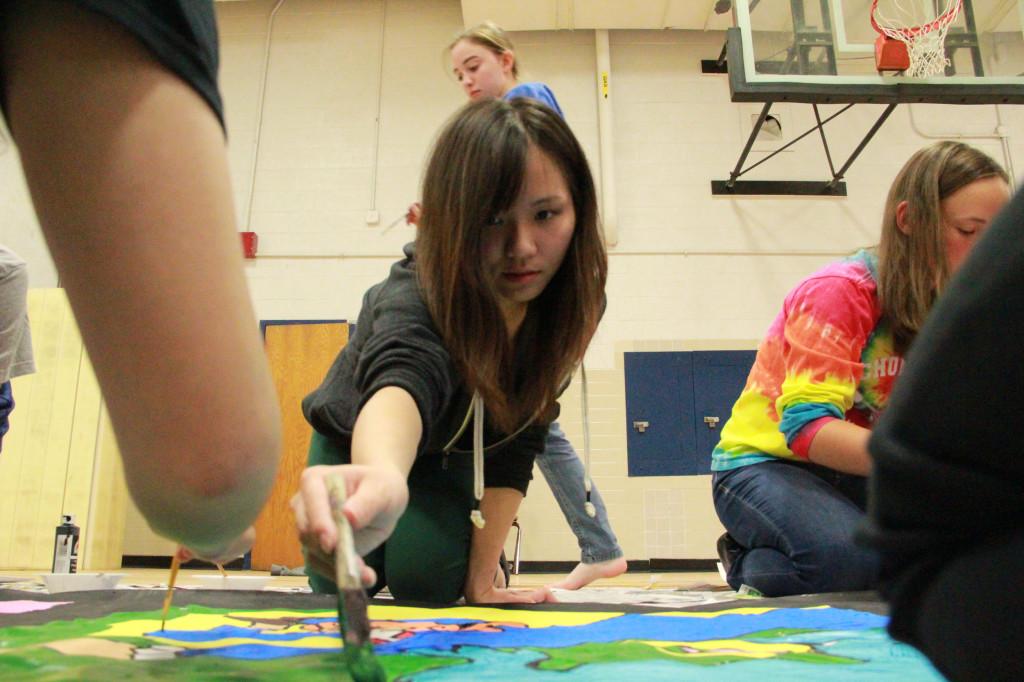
[147, 624, 338, 645]
[181, 644, 329, 660]
[377, 608, 886, 654]
[409, 635, 942, 682]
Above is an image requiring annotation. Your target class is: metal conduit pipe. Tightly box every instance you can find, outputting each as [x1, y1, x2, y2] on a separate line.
[595, 29, 619, 246]
[244, 0, 287, 231]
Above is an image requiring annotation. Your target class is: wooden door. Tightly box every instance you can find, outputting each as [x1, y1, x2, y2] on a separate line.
[251, 321, 347, 570]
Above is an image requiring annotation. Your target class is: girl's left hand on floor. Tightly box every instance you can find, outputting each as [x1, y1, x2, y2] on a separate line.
[466, 585, 558, 605]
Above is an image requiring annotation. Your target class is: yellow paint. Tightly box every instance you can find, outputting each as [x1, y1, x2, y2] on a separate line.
[645, 638, 812, 658]
[601, 72, 609, 98]
[141, 636, 340, 651]
[370, 604, 621, 627]
[216, 609, 337, 621]
[95, 606, 622, 646]
[100, 613, 310, 636]
[96, 613, 342, 651]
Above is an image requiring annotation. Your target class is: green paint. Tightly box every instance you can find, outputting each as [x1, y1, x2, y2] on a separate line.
[741, 627, 817, 638]
[531, 639, 860, 671]
[532, 641, 677, 670]
[344, 641, 387, 682]
[0, 605, 197, 649]
[0, 605, 462, 682]
[0, 647, 460, 681]
[380, 651, 467, 679]
[778, 651, 862, 665]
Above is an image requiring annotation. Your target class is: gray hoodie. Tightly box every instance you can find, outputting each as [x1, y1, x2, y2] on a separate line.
[302, 243, 547, 495]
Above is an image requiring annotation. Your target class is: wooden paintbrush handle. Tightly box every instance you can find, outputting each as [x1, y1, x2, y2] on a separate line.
[325, 474, 361, 590]
[160, 553, 182, 630]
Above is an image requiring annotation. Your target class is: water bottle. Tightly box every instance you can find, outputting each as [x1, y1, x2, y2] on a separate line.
[52, 514, 79, 574]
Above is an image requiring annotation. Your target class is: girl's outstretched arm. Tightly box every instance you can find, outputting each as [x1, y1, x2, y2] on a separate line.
[293, 386, 418, 580]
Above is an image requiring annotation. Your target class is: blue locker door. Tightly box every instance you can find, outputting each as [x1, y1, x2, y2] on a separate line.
[624, 352, 697, 476]
[692, 350, 757, 473]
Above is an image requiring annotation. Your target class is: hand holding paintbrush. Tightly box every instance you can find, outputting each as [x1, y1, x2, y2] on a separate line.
[292, 463, 409, 582]
[326, 474, 386, 682]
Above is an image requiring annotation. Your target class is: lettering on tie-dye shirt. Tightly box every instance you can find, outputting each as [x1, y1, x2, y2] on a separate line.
[868, 357, 904, 379]
[854, 319, 902, 424]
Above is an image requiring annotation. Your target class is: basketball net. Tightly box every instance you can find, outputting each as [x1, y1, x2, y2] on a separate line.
[871, 0, 963, 77]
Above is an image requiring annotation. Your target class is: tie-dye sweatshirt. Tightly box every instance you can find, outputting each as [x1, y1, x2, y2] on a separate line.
[711, 250, 904, 471]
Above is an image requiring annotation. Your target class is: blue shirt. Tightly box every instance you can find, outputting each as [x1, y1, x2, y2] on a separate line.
[504, 82, 564, 119]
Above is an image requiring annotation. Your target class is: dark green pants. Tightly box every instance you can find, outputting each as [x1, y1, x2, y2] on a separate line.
[305, 430, 475, 603]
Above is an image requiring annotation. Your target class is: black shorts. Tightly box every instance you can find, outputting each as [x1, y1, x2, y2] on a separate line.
[0, 0, 224, 129]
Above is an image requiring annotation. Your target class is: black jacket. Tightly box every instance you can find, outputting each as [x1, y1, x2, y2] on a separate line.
[860, 186, 1024, 639]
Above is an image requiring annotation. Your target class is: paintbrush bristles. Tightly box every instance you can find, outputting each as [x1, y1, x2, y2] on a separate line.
[160, 554, 182, 631]
[342, 588, 372, 645]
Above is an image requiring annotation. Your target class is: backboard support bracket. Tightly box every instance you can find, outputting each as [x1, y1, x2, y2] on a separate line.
[712, 99, 897, 197]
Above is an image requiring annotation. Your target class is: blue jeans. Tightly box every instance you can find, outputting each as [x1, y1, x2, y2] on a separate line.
[536, 421, 623, 563]
[712, 459, 880, 596]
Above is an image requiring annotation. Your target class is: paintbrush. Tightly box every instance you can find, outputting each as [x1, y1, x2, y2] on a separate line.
[160, 553, 182, 631]
[326, 474, 385, 682]
[216, 563, 228, 578]
[380, 213, 406, 235]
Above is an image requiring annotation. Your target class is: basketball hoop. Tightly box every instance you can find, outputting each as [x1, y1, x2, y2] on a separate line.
[871, 0, 963, 77]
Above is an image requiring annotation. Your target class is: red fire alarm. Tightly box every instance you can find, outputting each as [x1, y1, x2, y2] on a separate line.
[240, 231, 258, 259]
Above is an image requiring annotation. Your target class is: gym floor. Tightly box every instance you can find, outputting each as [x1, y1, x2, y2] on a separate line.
[2, 567, 728, 594]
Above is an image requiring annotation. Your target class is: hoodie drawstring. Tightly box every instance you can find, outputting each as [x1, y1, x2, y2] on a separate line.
[464, 369, 591, 528]
[469, 391, 486, 529]
[580, 362, 596, 518]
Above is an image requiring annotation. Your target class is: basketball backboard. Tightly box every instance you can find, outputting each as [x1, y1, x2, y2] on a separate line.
[730, 0, 1024, 102]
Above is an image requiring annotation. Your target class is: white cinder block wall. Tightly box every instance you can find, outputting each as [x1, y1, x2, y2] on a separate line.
[1, 0, 1021, 561]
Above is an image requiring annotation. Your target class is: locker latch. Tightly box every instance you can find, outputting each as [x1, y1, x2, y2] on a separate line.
[703, 416, 721, 429]
[632, 420, 650, 433]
